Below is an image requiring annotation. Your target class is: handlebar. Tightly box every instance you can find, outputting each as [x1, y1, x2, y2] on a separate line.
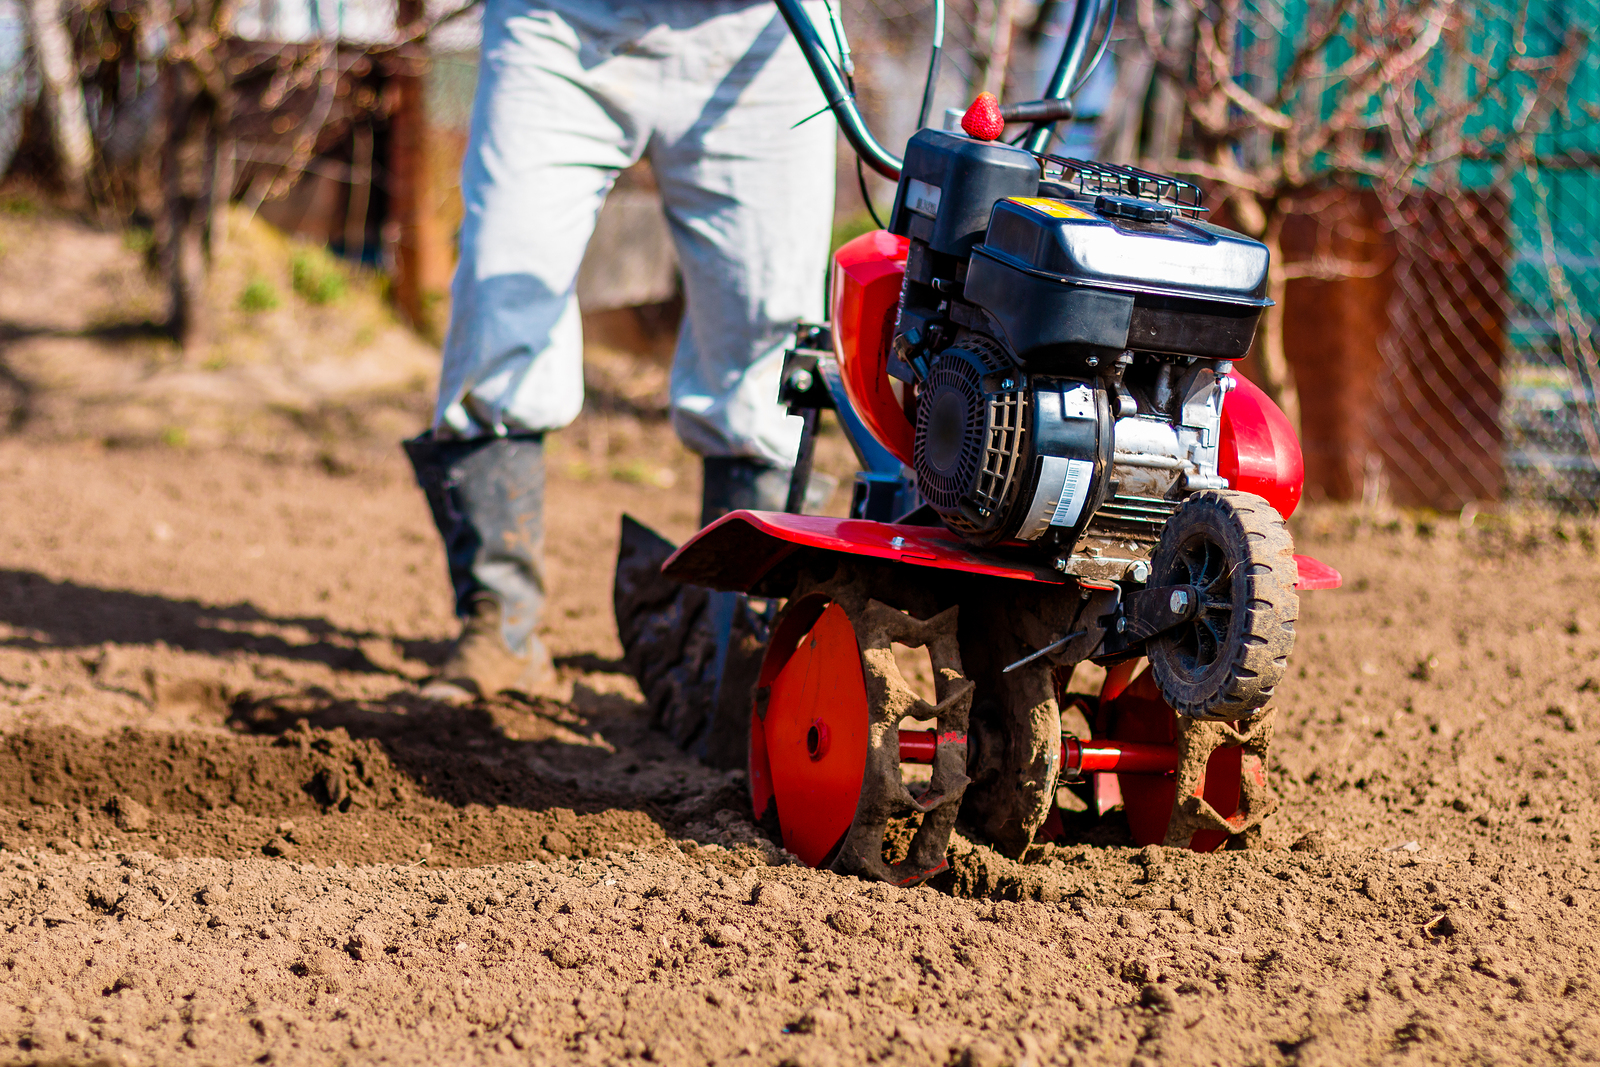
[774, 0, 904, 181]
[1024, 0, 1103, 153]
[774, 0, 1109, 181]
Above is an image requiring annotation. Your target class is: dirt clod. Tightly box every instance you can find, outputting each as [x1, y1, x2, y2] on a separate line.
[960, 1038, 1011, 1067]
[826, 906, 871, 936]
[753, 880, 795, 908]
[548, 942, 591, 969]
[104, 794, 151, 832]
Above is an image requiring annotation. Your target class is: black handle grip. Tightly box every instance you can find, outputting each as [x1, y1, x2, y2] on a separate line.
[1000, 99, 1076, 124]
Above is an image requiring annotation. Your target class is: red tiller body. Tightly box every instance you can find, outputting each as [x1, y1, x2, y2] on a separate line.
[897, 730, 1180, 777]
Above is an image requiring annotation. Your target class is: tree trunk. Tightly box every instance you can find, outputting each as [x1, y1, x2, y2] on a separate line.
[1253, 214, 1301, 432]
[980, 0, 1021, 99]
[1098, 36, 1155, 162]
[1143, 0, 1195, 168]
[22, 0, 93, 201]
[387, 4, 448, 338]
[159, 65, 213, 352]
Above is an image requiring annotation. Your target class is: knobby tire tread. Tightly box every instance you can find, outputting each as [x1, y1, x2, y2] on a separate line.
[1148, 490, 1299, 720]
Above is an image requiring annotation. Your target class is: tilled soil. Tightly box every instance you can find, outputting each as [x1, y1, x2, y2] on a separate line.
[2, 206, 1599, 1064]
[2, 434, 1598, 1067]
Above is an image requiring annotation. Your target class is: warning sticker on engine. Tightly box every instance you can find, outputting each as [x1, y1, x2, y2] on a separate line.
[907, 179, 943, 217]
[1049, 458, 1096, 528]
[1008, 197, 1096, 221]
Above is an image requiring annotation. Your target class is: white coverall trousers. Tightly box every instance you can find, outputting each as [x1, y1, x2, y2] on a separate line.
[435, 0, 838, 469]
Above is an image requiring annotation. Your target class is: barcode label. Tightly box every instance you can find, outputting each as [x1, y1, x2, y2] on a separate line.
[1049, 459, 1095, 528]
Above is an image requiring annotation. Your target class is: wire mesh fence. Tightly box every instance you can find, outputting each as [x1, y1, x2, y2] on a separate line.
[1380, 4, 1597, 513]
[844, 0, 1598, 513]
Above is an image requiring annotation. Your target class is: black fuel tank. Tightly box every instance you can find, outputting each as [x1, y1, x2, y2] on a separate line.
[888, 129, 1041, 257]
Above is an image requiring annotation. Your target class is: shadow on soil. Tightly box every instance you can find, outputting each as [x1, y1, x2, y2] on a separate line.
[0, 568, 428, 674]
[224, 689, 657, 813]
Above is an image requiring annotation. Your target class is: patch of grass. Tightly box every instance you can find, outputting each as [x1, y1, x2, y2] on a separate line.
[831, 210, 881, 253]
[123, 228, 154, 254]
[0, 192, 37, 217]
[159, 425, 189, 448]
[290, 248, 347, 305]
[609, 460, 675, 488]
[239, 277, 280, 312]
[201, 354, 230, 371]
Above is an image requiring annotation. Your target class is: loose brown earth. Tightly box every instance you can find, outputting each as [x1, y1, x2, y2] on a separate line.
[1, 206, 1599, 1066]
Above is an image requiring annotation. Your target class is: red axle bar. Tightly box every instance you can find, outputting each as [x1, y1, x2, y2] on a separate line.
[897, 730, 1179, 777]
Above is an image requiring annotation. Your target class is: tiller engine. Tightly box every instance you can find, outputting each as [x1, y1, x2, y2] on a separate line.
[657, 0, 1339, 884]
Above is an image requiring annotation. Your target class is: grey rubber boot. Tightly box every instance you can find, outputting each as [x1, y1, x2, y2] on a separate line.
[697, 456, 790, 763]
[403, 431, 553, 701]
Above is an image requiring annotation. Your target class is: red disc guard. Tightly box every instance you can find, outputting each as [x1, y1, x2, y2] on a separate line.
[749, 599, 870, 867]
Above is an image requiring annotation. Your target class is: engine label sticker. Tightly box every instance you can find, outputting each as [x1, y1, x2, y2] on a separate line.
[1008, 197, 1096, 221]
[1049, 458, 1096, 528]
[906, 179, 943, 217]
[1015, 455, 1098, 540]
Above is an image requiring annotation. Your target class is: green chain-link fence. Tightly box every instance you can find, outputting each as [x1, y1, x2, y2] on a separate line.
[1499, 3, 1600, 512]
[845, 0, 1599, 511]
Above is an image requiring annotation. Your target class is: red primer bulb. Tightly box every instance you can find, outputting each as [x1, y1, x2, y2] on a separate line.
[961, 92, 1005, 141]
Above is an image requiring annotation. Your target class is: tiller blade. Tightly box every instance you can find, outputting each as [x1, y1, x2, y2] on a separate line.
[750, 569, 973, 885]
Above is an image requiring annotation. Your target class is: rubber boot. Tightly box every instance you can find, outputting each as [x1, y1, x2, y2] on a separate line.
[403, 431, 553, 701]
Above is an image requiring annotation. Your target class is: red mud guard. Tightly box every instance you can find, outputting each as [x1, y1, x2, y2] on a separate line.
[663, 511, 1342, 595]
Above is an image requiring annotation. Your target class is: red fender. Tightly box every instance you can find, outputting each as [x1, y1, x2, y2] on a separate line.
[830, 231, 914, 467]
[1219, 372, 1304, 518]
[662, 511, 1340, 595]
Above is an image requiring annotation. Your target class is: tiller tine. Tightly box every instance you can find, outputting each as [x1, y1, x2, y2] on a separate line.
[1096, 661, 1278, 850]
[750, 580, 972, 886]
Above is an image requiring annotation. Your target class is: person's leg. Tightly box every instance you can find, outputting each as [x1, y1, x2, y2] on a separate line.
[437, 0, 648, 439]
[643, 0, 838, 523]
[411, 0, 649, 697]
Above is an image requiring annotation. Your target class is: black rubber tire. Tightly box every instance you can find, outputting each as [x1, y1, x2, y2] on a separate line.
[1146, 490, 1299, 720]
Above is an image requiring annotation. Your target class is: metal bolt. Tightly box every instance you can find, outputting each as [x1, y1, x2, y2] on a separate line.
[1000, 378, 1014, 391]
[1131, 560, 1151, 582]
[890, 536, 905, 549]
[789, 368, 815, 393]
[1085, 356, 1100, 368]
[1115, 617, 1127, 633]
[1054, 557, 1071, 573]
[1169, 588, 1190, 614]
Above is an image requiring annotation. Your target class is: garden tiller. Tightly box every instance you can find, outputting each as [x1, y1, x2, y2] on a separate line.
[661, 0, 1339, 884]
